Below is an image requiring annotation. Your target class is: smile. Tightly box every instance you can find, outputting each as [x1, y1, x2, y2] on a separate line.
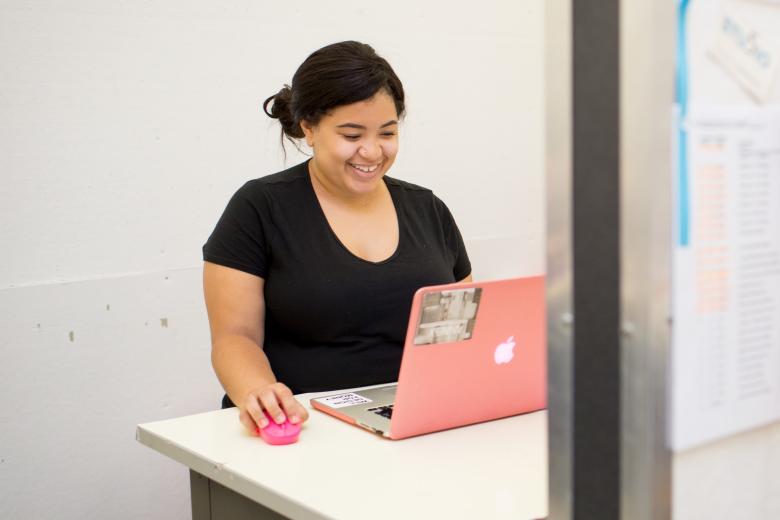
[348, 162, 381, 173]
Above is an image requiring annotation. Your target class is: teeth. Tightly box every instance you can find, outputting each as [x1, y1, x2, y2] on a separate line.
[350, 163, 379, 173]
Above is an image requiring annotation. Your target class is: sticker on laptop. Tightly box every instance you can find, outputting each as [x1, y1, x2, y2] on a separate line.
[315, 393, 372, 409]
[413, 287, 483, 345]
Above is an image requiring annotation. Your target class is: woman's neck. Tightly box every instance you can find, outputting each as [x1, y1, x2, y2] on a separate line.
[308, 161, 385, 210]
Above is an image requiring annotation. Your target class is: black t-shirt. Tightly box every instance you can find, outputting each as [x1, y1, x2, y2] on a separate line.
[203, 160, 471, 399]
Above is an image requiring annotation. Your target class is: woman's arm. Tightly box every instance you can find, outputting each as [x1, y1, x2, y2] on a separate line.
[203, 262, 309, 432]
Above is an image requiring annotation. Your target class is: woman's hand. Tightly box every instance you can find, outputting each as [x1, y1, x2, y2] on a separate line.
[239, 382, 310, 434]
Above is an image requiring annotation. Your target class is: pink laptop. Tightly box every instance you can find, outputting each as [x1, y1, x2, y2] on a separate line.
[310, 276, 546, 439]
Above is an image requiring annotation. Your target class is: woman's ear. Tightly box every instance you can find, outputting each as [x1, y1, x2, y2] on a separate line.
[300, 120, 314, 147]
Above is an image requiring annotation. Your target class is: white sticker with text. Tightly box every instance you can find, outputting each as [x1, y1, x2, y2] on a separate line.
[315, 393, 372, 409]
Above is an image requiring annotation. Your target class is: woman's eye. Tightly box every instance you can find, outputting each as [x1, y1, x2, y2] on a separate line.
[343, 135, 361, 141]
[381, 132, 397, 137]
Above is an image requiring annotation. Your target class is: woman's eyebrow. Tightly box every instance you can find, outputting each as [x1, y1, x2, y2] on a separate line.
[336, 120, 398, 130]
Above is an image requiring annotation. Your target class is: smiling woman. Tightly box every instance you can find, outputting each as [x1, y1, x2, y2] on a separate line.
[302, 93, 399, 198]
[202, 41, 472, 436]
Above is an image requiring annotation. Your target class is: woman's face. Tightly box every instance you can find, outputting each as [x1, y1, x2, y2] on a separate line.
[301, 90, 399, 197]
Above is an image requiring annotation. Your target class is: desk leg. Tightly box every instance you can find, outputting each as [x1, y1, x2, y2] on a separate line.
[189, 469, 291, 520]
[190, 470, 211, 520]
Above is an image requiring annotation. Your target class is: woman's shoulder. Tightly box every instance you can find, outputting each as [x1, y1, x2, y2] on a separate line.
[384, 175, 430, 193]
[239, 161, 309, 194]
[219, 161, 310, 222]
[384, 176, 440, 209]
[385, 175, 449, 212]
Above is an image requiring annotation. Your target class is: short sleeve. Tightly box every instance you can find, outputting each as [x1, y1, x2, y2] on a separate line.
[202, 182, 270, 278]
[434, 196, 472, 281]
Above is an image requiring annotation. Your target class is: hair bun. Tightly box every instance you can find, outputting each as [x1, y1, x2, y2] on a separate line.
[263, 85, 304, 139]
[263, 41, 405, 155]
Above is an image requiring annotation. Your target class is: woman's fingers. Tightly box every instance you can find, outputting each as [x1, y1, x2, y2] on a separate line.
[278, 395, 307, 424]
[270, 384, 310, 424]
[286, 398, 310, 424]
[272, 385, 296, 423]
[239, 382, 310, 434]
[259, 386, 287, 424]
[239, 407, 260, 435]
[243, 392, 269, 430]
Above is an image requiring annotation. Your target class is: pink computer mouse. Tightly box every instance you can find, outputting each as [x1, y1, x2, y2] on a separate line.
[257, 410, 301, 445]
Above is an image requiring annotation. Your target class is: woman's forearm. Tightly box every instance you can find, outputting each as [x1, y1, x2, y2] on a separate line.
[211, 335, 277, 407]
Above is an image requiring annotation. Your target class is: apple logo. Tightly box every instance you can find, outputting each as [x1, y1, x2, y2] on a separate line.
[494, 336, 516, 365]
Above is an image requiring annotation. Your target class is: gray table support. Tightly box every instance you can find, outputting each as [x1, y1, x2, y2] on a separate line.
[190, 470, 291, 520]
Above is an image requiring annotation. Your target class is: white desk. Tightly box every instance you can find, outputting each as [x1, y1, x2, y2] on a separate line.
[136, 387, 548, 520]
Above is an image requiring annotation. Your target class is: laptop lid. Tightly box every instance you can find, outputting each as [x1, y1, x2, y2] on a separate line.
[388, 276, 546, 439]
[310, 276, 547, 439]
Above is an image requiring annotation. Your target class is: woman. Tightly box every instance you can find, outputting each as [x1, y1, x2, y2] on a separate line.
[203, 41, 472, 435]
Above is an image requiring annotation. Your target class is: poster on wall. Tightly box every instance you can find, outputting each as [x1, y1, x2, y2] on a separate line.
[709, 1, 780, 103]
[709, 2, 780, 103]
[671, 105, 780, 450]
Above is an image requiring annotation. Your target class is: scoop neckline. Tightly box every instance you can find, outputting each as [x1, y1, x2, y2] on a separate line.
[305, 162, 403, 266]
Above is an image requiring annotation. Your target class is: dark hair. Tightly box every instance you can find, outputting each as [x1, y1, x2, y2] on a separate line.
[263, 41, 405, 149]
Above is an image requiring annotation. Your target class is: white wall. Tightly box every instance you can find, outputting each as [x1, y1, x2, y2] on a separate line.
[674, 1, 780, 518]
[0, 1, 545, 518]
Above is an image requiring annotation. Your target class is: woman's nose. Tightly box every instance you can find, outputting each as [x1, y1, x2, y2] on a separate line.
[359, 139, 381, 160]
